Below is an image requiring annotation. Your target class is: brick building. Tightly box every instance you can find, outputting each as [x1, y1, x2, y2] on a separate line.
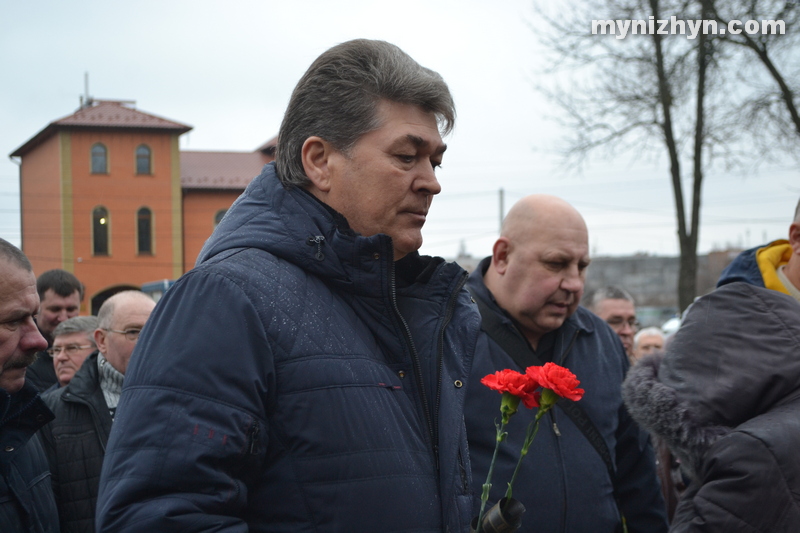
[10, 99, 273, 313]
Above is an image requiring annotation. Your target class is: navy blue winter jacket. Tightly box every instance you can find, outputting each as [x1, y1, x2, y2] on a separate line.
[464, 260, 668, 533]
[717, 245, 765, 288]
[96, 163, 480, 532]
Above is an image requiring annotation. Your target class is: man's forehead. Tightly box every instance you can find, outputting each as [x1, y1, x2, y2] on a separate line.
[0, 266, 38, 308]
[597, 298, 636, 315]
[54, 331, 92, 345]
[42, 289, 81, 304]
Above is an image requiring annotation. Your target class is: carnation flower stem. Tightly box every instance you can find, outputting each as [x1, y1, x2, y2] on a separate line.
[504, 406, 547, 508]
[476, 417, 508, 533]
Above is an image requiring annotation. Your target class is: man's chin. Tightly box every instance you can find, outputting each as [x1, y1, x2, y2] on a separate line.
[0, 367, 27, 394]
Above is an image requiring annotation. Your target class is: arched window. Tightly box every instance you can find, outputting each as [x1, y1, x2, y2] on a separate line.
[91, 143, 108, 174]
[214, 209, 227, 228]
[136, 144, 152, 175]
[93, 206, 109, 255]
[137, 207, 153, 254]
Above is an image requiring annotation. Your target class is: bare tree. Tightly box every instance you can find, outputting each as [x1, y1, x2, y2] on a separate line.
[534, 0, 797, 310]
[711, 1, 800, 151]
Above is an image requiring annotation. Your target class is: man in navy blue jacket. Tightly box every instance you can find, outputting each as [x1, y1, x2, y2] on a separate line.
[96, 39, 480, 532]
[464, 195, 668, 532]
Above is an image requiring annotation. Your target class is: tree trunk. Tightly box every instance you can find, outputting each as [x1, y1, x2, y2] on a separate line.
[649, 0, 698, 311]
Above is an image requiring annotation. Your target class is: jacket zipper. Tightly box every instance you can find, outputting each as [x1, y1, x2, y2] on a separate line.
[433, 271, 468, 469]
[389, 258, 436, 467]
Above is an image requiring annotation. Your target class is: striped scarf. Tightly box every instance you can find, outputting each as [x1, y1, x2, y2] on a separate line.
[97, 353, 125, 414]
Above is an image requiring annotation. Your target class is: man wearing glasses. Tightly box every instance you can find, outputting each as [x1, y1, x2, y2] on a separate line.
[47, 316, 99, 388]
[39, 290, 154, 532]
[585, 286, 639, 361]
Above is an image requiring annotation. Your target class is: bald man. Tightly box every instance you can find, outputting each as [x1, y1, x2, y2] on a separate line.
[718, 197, 800, 303]
[39, 291, 155, 532]
[464, 195, 667, 533]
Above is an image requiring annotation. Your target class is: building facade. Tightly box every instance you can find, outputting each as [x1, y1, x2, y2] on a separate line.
[11, 99, 273, 313]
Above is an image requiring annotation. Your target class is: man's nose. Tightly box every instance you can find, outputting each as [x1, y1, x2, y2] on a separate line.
[22, 319, 48, 353]
[415, 163, 442, 196]
[560, 269, 584, 293]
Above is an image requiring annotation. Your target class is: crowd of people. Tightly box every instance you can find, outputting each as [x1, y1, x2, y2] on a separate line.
[1, 38, 799, 533]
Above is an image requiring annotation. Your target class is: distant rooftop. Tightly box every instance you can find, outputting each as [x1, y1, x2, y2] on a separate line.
[181, 150, 268, 190]
[54, 99, 192, 131]
[11, 99, 192, 157]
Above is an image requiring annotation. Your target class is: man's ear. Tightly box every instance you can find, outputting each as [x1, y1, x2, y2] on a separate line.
[93, 328, 107, 355]
[790, 222, 800, 255]
[301, 136, 336, 193]
[491, 237, 511, 275]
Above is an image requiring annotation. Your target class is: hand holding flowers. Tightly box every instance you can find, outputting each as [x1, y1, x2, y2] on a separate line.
[473, 362, 585, 533]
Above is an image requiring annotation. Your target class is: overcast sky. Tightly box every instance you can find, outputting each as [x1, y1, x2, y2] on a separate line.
[2, 0, 797, 261]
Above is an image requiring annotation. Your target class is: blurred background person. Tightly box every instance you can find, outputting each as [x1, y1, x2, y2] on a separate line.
[27, 269, 84, 391]
[585, 285, 638, 359]
[49, 316, 99, 388]
[40, 291, 155, 532]
[632, 326, 665, 363]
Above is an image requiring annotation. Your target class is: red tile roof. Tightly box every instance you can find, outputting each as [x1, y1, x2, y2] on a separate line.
[180, 150, 266, 190]
[54, 100, 192, 130]
[10, 100, 192, 157]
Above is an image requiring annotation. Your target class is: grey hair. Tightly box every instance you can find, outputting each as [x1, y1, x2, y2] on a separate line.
[0, 237, 32, 271]
[633, 327, 664, 350]
[585, 286, 635, 310]
[794, 197, 800, 222]
[276, 39, 456, 188]
[97, 290, 153, 330]
[53, 316, 99, 345]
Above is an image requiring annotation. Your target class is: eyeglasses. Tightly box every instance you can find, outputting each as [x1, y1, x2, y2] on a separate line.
[606, 317, 640, 331]
[47, 344, 94, 356]
[105, 328, 142, 342]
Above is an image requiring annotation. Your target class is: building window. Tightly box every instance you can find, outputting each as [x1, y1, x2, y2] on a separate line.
[214, 209, 227, 227]
[136, 144, 152, 175]
[93, 206, 109, 255]
[91, 143, 108, 174]
[137, 207, 153, 254]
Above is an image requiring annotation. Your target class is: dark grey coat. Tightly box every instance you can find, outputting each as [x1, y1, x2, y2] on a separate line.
[623, 282, 800, 532]
[40, 352, 112, 533]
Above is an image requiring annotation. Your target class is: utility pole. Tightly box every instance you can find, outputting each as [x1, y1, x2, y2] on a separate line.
[499, 187, 505, 233]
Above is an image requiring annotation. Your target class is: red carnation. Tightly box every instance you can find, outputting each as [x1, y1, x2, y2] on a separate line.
[526, 363, 585, 402]
[481, 369, 541, 409]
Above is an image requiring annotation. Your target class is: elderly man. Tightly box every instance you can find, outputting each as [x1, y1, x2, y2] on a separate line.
[27, 269, 84, 391]
[40, 291, 155, 532]
[632, 327, 665, 362]
[586, 286, 638, 359]
[464, 195, 667, 532]
[49, 315, 99, 387]
[0, 238, 59, 532]
[718, 197, 800, 302]
[97, 39, 478, 532]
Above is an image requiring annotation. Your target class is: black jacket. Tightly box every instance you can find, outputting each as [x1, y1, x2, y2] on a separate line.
[623, 282, 800, 532]
[464, 260, 667, 533]
[40, 352, 112, 533]
[0, 382, 59, 532]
